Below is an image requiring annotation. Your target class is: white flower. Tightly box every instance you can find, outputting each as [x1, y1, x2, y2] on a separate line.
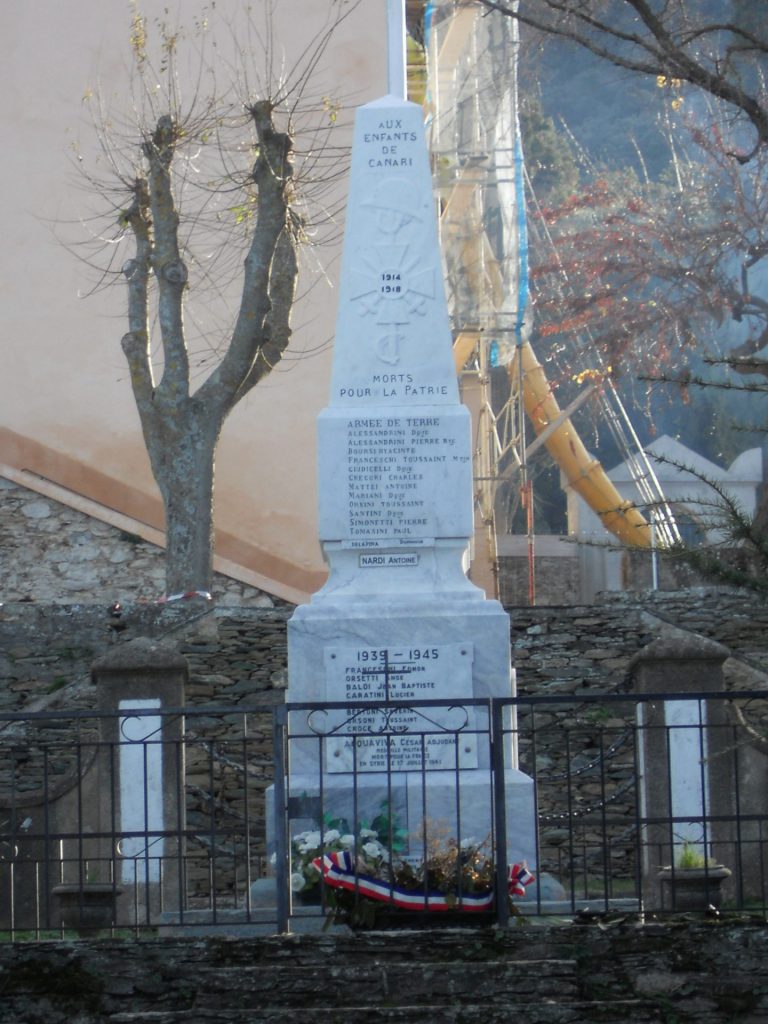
[362, 841, 384, 859]
[323, 829, 341, 844]
[340, 834, 356, 849]
[296, 831, 321, 854]
[290, 872, 306, 892]
[359, 828, 378, 839]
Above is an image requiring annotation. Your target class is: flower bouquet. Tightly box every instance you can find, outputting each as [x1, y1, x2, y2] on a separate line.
[286, 811, 534, 927]
[289, 825, 391, 904]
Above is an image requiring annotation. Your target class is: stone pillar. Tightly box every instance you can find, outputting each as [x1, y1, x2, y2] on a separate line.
[631, 635, 735, 910]
[90, 638, 187, 925]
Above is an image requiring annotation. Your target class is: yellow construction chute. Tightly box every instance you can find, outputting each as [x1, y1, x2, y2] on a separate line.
[509, 343, 652, 548]
[452, 335, 652, 549]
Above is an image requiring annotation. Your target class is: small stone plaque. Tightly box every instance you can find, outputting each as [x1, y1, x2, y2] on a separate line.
[323, 644, 477, 772]
[359, 552, 420, 568]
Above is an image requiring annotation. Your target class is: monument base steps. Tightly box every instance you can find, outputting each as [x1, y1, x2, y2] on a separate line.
[1, 934, 671, 1023]
[5, 925, 768, 1022]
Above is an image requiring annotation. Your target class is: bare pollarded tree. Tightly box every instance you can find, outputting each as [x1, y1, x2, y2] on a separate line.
[76, 2, 357, 595]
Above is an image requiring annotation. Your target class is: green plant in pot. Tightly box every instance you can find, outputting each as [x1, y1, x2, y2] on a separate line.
[657, 841, 731, 912]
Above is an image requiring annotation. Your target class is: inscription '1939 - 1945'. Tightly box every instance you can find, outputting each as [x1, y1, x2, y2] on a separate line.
[322, 642, 477, 773]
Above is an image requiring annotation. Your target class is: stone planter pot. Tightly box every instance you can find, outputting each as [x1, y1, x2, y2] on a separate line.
[51, 882, 124, 936]
[657, 865, 732, 912]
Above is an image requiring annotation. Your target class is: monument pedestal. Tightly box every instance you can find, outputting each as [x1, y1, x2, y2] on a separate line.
[289, 592, 513, 706]
[282, 587, 536, 869]
[282, 769, 534, 865]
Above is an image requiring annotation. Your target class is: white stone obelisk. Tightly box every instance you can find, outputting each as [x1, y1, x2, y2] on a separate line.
[283, 0, 535, 867]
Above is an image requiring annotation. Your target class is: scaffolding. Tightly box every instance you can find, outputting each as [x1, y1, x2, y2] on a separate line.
[421, 0, 679, 601]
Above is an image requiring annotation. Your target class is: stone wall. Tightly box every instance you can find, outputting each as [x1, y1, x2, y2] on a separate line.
[501, 555, 582, 606]
[0, 605, 291, 899]
[0, 600, 244, 714]
[507, 592, 768, 878]
[4, 471, 758, 613]
[497, 538, 738, 605]
[0, 477, 274, 606]
[5, 589, 766, 715]
[615, 587, 768, 672]
[1, 923, 767, 1022]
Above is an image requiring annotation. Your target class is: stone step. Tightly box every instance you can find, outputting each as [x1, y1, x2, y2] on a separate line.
[108, 1000, 665, 1023]
[187, 958, 579, 1009]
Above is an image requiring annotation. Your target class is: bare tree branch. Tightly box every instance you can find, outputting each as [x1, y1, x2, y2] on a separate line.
[73, 2, 360, 592]
[196, 100, 295, 419]
[142, 115, 190, 403]
[477, 0, 768, 161]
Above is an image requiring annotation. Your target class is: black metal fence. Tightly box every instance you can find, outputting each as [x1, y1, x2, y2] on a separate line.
[1, 690, 766, 938]
[510, 690, 768, 922]
[0, 705, 270, 938]
[274, 690, 768, 930]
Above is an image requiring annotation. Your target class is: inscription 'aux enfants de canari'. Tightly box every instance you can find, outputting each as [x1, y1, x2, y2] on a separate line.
[364, 119, 417, 168]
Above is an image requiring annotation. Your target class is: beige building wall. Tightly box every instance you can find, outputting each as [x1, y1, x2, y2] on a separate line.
[0, 0, 385, 604]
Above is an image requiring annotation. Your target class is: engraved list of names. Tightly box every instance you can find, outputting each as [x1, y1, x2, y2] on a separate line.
[323, 412, 471, 547]
[323, 644, 478, 772]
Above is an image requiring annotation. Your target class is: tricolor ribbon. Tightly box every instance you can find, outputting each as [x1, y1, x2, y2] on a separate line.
[508, 862, 536, 897]
[311, 851, 535, 912]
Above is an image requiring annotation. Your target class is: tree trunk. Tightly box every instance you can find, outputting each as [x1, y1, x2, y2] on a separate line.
[120, 94, 298, 598]
[146, 415, 220, 596]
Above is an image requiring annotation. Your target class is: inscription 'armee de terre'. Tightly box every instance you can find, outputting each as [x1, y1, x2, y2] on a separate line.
[342, 415, 469, 543]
